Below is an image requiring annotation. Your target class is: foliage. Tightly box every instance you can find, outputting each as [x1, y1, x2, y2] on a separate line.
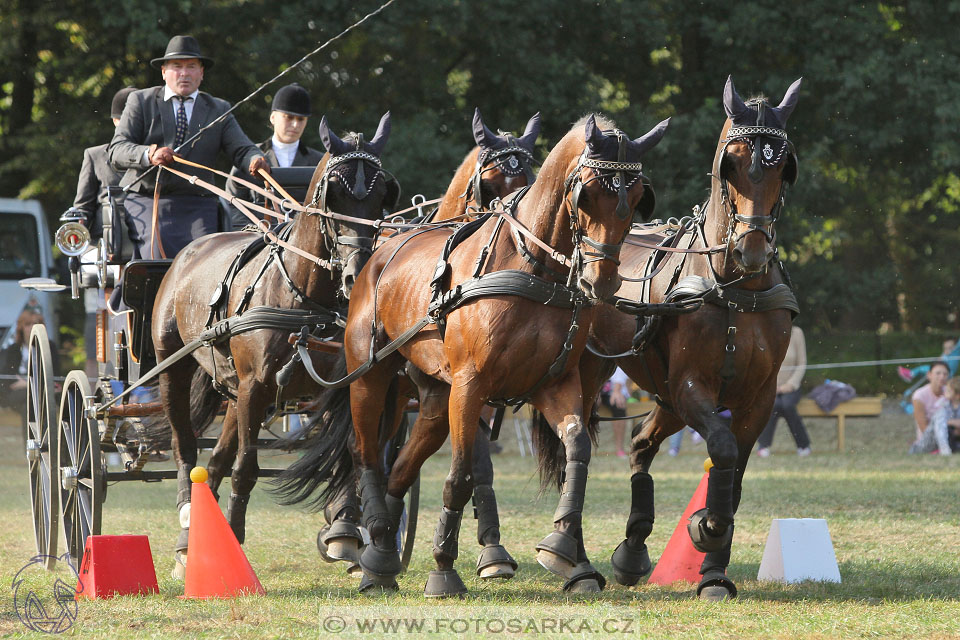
[1, 0, 958, 336]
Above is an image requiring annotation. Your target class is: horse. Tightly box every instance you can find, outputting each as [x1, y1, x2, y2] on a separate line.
[576, 76, 802, 600]
[150, 112, 397, 578]
[276, 107, 541, 580]
[287, 114, 668, 596]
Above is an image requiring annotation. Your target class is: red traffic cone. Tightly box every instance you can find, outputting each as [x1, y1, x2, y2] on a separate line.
[182, 467, 265, 598]
[75, 535, 159, 599]
[647, 458, 713, 585]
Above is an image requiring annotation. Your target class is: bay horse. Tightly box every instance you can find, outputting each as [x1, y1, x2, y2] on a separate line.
[277, 108, 541, 580]
[151, 112, 397, 578]
[291, 114, 668, 596]
[577, 76, 802, 600]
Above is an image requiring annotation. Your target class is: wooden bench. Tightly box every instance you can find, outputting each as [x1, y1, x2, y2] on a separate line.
[796, 396, 883, 452]
[607, 396, 883, 453]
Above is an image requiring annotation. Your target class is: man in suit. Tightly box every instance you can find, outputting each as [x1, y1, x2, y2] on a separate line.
[72, 86, 137, 238]
[108, 35, 269, 259]
[226, 83, 325, 229]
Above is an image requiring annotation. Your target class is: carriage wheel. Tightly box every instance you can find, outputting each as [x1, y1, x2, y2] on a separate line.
[56, 371, 103, 570]
[25, 324, 58, 569]
[383, 416, 419, 569]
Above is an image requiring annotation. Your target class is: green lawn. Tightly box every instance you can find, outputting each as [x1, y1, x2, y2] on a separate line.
[0, 404, 957, 639]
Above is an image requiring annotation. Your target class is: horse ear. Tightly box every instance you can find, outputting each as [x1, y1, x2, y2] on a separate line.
[584, 114, 604, 150]
[472, 108, 501, 149]
[318, 116, 349, 156]
[368, 111, 391, 157]
[518, 112, 541, 150]
[772, 77, 802, 125]
[629, 117, 670, 157]
[723, 75, 751, 121]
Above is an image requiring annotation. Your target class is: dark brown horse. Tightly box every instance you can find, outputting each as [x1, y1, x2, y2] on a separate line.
[151, 112, 396, 578]
[577, 77, 802, 600]
[293, 114, 668, 596]
[276, 108, 541, 580]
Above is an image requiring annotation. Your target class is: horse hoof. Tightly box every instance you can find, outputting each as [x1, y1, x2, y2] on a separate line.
[326, 538, 361, 564]
[359, 544, 402, 580]
[170, 551, 187, 581]
[699, 585, 733, 602]
[566, 578, 601, 594]
[347, 563, 363, 577]
[358, 573, 398, 593]
[611, 540, 652, 586]
[687, 508, 733, 553]
[479, 563, 515, 580]
[424, 569, 468, 598]
[316, 526, 333, 563]
[697, 570, 738, 601]
[536, 549, 576, 579]
[476, 544, 517, 580]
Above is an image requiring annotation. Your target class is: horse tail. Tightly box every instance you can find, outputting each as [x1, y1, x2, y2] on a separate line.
[530, 405, 602, 495]
[189, 367, 220, 436]
[271, 353, 354, 511]
[140, 367, 222, 448]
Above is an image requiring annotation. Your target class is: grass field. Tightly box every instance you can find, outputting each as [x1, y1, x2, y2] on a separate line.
[0, 403, 958, 639]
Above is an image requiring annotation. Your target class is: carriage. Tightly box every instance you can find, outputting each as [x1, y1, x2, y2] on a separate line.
[22, 167, 419, 572]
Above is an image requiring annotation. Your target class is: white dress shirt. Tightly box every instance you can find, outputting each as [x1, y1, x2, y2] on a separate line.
[163, 86, 199, 123]
[271, 136, 298, 168]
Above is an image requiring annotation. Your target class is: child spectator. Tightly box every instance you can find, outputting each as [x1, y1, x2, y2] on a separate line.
[907, 361, 949, 451]
[911, 376, 960, 455]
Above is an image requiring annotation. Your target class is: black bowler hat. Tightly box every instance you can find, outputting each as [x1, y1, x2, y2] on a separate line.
[272, 83, 311, 117]
[150, 35, 215, 69]
[110, 87, 137, 119]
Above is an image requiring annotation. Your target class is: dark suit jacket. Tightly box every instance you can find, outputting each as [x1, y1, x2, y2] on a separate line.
[226, 138, 325, 227]
[108, 86, 263, 197]
[73, 143, 121, 237]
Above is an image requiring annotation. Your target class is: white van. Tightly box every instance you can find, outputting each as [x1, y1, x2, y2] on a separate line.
[0, 198, 58, 347]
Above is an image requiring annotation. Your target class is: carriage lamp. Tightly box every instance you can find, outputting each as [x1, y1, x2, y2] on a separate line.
[56, 208, 91, 257]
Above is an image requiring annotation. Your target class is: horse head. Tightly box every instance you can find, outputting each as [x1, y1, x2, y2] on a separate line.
[313, 111, 399, 299]
[468, 108, 540, 207]
[716, 76, 801, 273]
[558, 114, 669, 300]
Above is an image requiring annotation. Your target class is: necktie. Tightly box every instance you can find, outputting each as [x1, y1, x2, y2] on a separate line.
[174, 96, 189, 148]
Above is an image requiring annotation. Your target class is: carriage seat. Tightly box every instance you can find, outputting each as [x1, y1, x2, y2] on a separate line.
[120, 260, 173, 367]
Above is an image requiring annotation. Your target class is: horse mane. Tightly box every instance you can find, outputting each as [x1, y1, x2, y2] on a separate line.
[518, 116, 603, 220]
[436, 146, 481, 218]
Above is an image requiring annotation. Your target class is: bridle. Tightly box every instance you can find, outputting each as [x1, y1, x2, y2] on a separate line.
[461, 138, 536, 207]
[714, 103, 797, 249]
[563, 131, 648, 276]
[307, 136, 388, 293]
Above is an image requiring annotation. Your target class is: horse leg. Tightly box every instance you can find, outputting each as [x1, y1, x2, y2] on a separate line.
[610, 405, 685, 586]
[668, 384, 743, 597]
[471, 420, 517, 579]
[158, 358, 200, 580]
[223, 380, 269, 548]
[317, 475, 364, 572]
[695, 402, 771, 601]
[532, 371, 605, 594]
[418, 375, 483, 598]
[206, 402, 238, 502]
[353, 361, 405, 592]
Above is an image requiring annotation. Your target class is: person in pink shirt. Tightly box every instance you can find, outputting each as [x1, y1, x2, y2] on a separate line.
[908, 361, 949, 450]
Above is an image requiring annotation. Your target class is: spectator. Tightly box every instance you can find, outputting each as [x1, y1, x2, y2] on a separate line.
[898, 338, 958, 382]
[912, 376, 960, 455]
[908, 361, 951, 453]
[667, 426, 704, 457]
[0, 307, 58, 433]
[600, 367, 630, 458]
[756, 325, 811, 457]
